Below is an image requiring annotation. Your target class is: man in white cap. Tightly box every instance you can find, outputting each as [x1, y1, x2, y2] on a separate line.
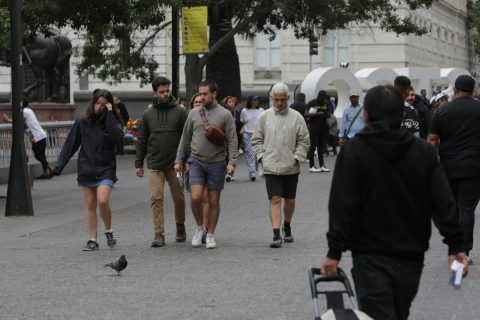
[435, 92, 449, 108]
[338, 90, 365, 146]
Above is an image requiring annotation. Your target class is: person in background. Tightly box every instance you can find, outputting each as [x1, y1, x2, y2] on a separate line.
[113, 97, 130, 155]
[305, 90, 331, 172]
[233, 96, 245, 154]
[410, 88, 432, 140]
[53, 89, 124, 251]
[325, 114, 338, 156]
[179, 98, 187, 110]
[240, 95, 263, 181]
[222, 96, 238, 182]
[394, 76, 420, 138]
[289, 92, 307, 117]
[338, 90, 364, 146]
[435, 92, 449, 108]
[2, 99, 54, 179]
[135, 76, 188, 248]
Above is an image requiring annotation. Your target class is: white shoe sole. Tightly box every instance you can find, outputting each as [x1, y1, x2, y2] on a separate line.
[191, 241, 202, 248]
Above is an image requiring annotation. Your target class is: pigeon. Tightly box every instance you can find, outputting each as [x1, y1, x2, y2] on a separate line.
[105, 255, 128, 276]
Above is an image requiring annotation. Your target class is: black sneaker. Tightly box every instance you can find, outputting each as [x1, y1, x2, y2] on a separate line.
[105, 232, 117, 248]
[282, 226, 294, 243]
[270, 236, 282, 248]
[82, 240, 99, 251]
[250, 176, 256, 182]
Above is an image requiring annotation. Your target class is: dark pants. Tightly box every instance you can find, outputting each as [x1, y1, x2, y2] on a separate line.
[308, 130, 326, 167]
[352, 254, 423, 320]
[32, 138, 49, 171]
[448, 176, 480, 254]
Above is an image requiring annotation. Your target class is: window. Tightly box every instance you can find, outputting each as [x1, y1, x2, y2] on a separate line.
[322, 29, 350, 67]
[254, 30, 282, 79]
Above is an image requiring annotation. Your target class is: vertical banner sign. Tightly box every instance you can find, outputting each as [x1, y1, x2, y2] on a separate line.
[181, 6, 208, 54]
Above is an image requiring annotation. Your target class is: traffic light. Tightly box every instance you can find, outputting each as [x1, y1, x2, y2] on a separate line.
[309, 37, 318, 56]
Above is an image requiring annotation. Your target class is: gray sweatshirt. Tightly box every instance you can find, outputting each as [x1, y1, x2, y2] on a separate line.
[175, 101, 238, 165]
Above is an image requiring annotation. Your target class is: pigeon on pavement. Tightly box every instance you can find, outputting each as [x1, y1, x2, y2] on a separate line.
[105, 255, 127, 276]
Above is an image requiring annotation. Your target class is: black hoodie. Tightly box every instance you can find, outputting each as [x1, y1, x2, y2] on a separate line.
[326, 121, 464, 261]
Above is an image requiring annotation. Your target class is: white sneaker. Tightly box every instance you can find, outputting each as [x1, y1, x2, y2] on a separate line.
[239, 149, 244, 154]
[319, 166, 330, 172]
[191, 226, 204, 247]
[206, 235, 217, 249]
[309, 167, 321, 173]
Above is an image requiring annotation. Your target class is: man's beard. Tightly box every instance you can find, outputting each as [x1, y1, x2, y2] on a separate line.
[203, 99, 213, 107]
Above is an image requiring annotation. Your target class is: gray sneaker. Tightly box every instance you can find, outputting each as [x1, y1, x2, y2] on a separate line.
[270, 236, 282, 248]
[176, 224, 187, 242]
[151, 233, 165, 247]
[105, 231, 117, 248]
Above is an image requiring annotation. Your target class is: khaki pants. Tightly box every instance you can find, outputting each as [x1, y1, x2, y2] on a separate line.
[149, 169, 185, 234]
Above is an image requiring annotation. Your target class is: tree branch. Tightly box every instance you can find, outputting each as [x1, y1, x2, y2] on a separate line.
[198, 3, 276, 67]
[134, 20, 173, 55]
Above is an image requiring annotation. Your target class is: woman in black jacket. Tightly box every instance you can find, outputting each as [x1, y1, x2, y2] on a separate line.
[54, 89, 124, 251]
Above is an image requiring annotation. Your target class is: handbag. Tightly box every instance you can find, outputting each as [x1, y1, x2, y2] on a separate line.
[199, 108, 226, 146]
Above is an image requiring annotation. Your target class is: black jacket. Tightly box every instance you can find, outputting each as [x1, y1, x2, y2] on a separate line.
[327, 121, 463, 260]
[55, 111, 124, 182]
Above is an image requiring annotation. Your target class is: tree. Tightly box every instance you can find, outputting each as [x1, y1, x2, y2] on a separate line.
[1, 0, 434, 99]
[468, 0, 480, 57]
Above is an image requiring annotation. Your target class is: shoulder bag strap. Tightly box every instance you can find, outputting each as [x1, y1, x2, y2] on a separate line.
[198, 108, 209, 127]
[345, 106, 364, 138]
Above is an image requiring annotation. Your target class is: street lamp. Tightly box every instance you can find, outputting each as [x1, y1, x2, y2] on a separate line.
[5, 0, 34, 216]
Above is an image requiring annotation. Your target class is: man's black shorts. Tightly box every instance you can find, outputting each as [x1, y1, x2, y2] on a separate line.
[264, 173, 299, 199]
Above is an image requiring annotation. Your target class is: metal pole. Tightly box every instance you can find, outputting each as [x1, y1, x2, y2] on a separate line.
[5, 0, 34, 216]
[309, 54, 313, 72]
[172, 7, 179, 99]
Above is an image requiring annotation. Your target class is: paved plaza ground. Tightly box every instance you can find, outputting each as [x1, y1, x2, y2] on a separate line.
[0, 154, 479, 319]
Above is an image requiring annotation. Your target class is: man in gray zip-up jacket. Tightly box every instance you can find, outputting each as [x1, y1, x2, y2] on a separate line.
[252, 83, 310, 248]
[175, 80, 238, 249]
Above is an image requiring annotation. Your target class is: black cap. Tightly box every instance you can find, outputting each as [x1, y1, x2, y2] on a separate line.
[455, 75, 475, 92]
[247, 95, 259, 102]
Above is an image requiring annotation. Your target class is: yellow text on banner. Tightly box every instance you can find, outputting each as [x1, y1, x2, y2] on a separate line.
[181, 7, 208, 54]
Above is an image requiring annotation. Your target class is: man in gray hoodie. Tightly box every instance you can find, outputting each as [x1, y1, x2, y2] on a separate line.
[252, 83, 310, 248]
[175, 80, 238, 249]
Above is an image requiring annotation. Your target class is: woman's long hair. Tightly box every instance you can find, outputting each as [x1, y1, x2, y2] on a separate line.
[188, 93, 201, 112]
[83, 89, 121, 125]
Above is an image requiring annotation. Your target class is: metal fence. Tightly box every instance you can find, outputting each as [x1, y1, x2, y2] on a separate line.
[0, 121, 76, 168]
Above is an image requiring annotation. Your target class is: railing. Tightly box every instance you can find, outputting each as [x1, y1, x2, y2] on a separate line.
[0, 121, 76, 168]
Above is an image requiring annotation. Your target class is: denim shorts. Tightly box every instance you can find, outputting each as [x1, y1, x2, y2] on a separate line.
[187, 156, 226, 190]
[77, 178, 115, 188]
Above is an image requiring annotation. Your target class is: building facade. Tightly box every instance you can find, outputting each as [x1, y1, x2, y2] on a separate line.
[0, 0, 475, 116]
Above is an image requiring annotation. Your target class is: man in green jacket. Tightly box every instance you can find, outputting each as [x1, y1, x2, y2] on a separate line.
[135, 76, 188, 247]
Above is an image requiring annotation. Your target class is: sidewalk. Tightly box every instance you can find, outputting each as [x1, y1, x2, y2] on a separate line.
[0, 154, 478, 319]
